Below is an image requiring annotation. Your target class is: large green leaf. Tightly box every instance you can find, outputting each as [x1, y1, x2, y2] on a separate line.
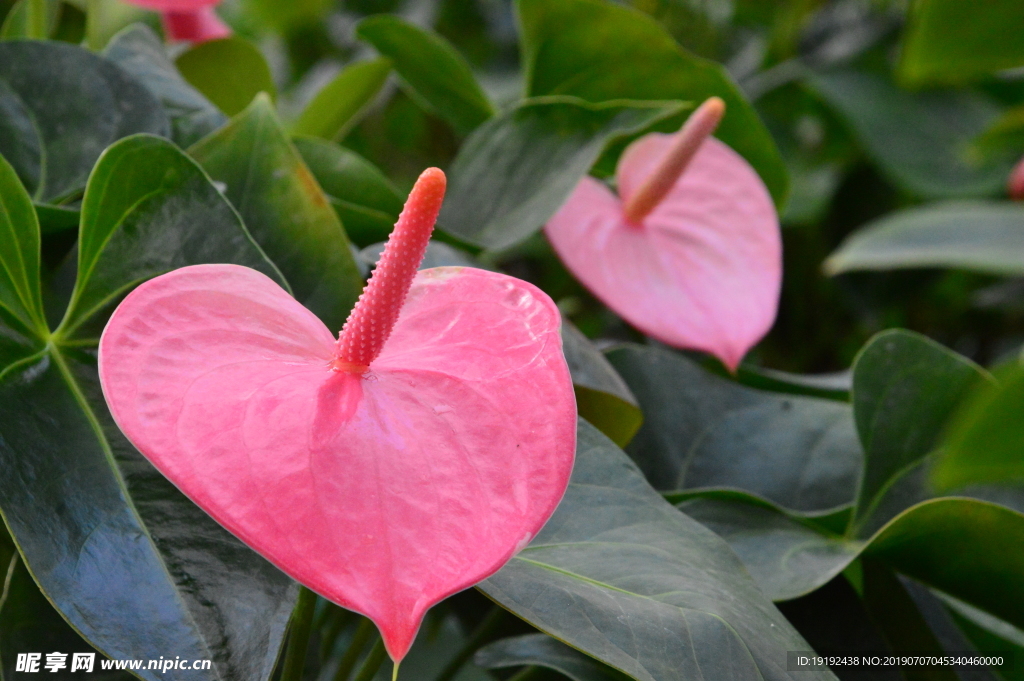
[439, 96, 684, 251]
[851, 329, 989, 528]
[175, 37, 275, 117]
[899, 0, 1024, 86]
[0, 151, 46, 338]
[516, 0, 788, 207]
[607, 344, 862, 515]
[189, 97, 363, 331]
[561, 324, 642, 448]
[808, 71, 1011, 199]
[0, 134, 298, 680]
[104, 24, 228, 148]
[292, 135, 404, 248]
[290, 58, 392, 142]
[935, 360, 1024, 491]
[480, 419, 837, 681]
[824, 201, 1024, 276]
[0, 40, 168, 204]
[356, 15, 494, 135]
[476, 634, 631, 681]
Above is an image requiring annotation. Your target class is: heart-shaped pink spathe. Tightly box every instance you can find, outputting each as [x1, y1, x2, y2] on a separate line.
[98, 170, 577, 661]
[545, 98, 782, 371]
[125, 0, 230, 42]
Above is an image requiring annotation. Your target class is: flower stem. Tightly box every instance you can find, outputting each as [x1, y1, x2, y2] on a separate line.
[351, 636, 387, 681]
[332, 618, 375, 681]
[28, 0, 48, 39]
[623, 97, 726, 225]
[280, 587, 318, 681]
[335, 167, 446, 371]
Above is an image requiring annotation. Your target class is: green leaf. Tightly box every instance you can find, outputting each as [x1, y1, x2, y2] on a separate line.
[290, 58, 392, 142]
[481, 419, 837, 681]
[851, 329, 989, 528]
[292, 135, 404, 248]
[355, 15, 494, 134]
[561, 323, 642, 448]
[0, 40, 168, 204]
[824, 201, 1024, 276]
[104, 24, 228, 147]
[0, 151, 46, 337]
[808, 71, 1012, 199]
[0, 0, 59, 40]
[941, 594, 1024, 681]
[935, 360, 1024, 491]
[57, 134, 286, 340]
[516, 0, 788, 207]
[439, 96, 685, 251]
[899, 0, 1024, 86]
[175, 37, 275, 117]
[189, 97, 363, 331]
[0, 133, 298, 680]
[35, 203, 80, 234]
[607, 344, 862, 515]
[476, 634, 631, 681]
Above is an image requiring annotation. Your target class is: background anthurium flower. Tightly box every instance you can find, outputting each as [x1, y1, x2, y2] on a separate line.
[545, 97, 782, 371]
[98, 169, 577, 662]
[126, 0, 230, 42]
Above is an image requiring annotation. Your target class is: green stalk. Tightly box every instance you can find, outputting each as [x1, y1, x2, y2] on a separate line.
[280, 587, 318, 681]
[435, 606, 506, 681]
[27, 0, 48, 40]
[84, 0, 105, 51]
[332, 618, 375, 681]
[350, 637, 386, 681]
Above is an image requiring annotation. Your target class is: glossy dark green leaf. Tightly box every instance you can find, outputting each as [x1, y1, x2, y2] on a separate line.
[481, 419, 837, 681]
[476, 634, 631, 681]
[293, 135, 404, 248]
[175, 37, 275, 117]
[0, 150, 46, 337]
[825, 202, 1024, 276]
[0, 132, 298, 680]
[851, 329, 988, 528]
[290, 58, 392, 142]
[516, 0, 788, 207]
[189, 97, 363, 330]
[736, 365, 851, 401]
[941, 594, 1024, 681]
[104, 24, 228, 147]
[439, 96, 684, 251]
[899, 0, 1024, 86]
[935, 361, 1024, 491]
[808, 71, 1011, 199]
[356, 15, 494, 134]
[607, 344, 862, 515]
[0, 40, 168, 203]
[561, 324, 642, 448]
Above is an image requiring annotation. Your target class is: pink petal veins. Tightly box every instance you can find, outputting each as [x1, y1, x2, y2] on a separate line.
[545, 125, 781, 370]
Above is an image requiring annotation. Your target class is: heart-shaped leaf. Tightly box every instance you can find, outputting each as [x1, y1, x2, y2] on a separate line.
[825, 201, 1024, 276]
[290, 58, 393, 142]
[439, 96, 685, 250]
[0, 40, 168, 204]
[356, 15, 494, 135]
[98, 258, 577, 661]
[293, 135, 405, 248]
[189, 96, 364, 331]
[481, 419, 838, 681]
[0, 135, 298, 681]
[607, 344, 862, 515]
[104, 24, 228, 147]
[516, 0, 788, 207]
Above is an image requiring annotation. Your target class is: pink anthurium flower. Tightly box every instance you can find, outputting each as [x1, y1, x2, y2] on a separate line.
[98, 169, 577, 662]
[126, 0, 231, 43]
[1009, 155, 1024, 200]
[545, 97, 782, 371]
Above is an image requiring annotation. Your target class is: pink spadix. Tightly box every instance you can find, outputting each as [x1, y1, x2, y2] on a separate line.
[545, 97, 782, 370]
[125, 0, 231, 42]
[99, 169, 576, 662]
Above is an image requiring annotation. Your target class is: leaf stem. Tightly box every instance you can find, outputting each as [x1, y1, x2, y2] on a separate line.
[28, 0, 48, 39]
[332, 617, 376, 681]
[350, 636, 386, 681]
[281, 586, 318, 681]
[435, 606, 506, 681]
